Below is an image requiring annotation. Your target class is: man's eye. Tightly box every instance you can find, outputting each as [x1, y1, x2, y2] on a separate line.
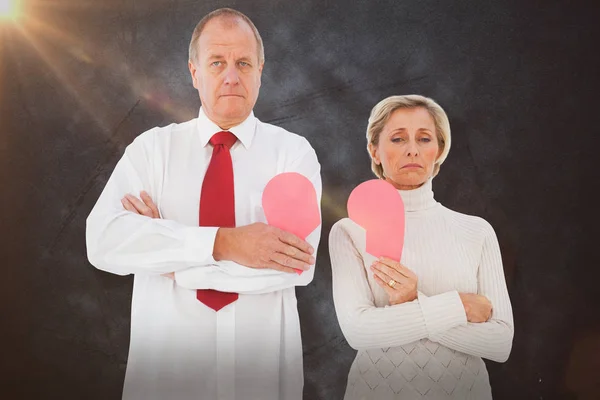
[211, 61, 222, 67]
[239, 61, 250, 67]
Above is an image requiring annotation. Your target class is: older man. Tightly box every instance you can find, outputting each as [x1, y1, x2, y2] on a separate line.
[86, 8, 321, 400]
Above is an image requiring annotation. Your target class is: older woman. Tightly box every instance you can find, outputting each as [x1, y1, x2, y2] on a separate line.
[329, 95, 514, 400]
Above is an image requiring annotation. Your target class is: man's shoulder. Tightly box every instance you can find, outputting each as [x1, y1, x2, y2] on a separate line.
[255, 119, 314, 152]
[138, 119, 196, 140]
[129, 119, 197, 147]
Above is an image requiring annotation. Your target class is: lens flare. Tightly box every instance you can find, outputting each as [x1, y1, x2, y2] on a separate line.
[0, 0, 22, 21]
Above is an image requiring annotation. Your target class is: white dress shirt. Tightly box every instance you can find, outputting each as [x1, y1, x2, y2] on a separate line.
[86, 108, 322, 400]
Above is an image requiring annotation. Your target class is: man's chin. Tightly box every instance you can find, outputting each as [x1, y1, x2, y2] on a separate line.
[212, 107, 252, 126]
[219, 95, 246, 104]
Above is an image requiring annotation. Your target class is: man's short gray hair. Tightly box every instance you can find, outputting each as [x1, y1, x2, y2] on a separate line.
[188, 8, 264, 65]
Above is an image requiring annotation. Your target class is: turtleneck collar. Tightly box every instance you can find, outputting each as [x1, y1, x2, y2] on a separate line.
[397, 178, 438, 212]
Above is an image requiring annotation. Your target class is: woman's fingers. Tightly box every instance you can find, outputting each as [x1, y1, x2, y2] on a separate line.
[378, 257, 416, 279]
[371, 261, 410, 286]
[373, 273, 397, 297]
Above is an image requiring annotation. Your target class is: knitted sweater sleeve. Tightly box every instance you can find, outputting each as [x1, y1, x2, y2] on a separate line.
[329, 220, 467, 350]
[429, 222, 514, 362]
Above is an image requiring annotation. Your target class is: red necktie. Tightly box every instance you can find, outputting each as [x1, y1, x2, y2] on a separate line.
[196, 131, 239, 311]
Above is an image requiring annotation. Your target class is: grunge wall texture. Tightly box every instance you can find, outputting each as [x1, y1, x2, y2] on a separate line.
[1, 0, 598, 398]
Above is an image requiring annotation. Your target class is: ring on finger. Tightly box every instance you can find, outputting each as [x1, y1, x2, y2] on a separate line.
[388, 279, 396, 288]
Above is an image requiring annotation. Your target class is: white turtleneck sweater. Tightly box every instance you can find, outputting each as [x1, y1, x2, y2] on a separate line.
[329, 178, 513, 400]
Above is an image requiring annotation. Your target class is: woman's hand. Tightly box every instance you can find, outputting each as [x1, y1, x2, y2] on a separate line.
[459, 293, 493, 322]
[370, 257, 418, 305]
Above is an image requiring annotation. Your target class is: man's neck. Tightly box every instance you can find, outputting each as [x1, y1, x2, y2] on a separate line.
[204, 111, 251, 131]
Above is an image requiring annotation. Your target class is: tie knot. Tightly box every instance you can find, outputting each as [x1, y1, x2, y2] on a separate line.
[209, 131, 237, 149]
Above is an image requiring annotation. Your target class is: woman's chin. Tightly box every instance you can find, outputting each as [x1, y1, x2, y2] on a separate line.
[386, 175, 427, 190]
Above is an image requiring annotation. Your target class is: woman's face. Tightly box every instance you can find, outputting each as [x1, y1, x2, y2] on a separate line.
[370, 107, 441, 190]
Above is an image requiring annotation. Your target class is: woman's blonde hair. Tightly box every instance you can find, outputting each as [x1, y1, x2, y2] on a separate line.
[366, 94, 451, 179]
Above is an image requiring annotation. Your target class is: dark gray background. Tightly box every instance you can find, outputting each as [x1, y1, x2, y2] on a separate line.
[1, 0, 598, 399]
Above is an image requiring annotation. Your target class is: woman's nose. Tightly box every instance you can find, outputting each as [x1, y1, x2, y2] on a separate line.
[406, 141, 419, 157]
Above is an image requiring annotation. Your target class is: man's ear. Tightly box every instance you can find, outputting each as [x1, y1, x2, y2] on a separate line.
[189, 60, 199, 89]
[368, 142, 380, 165]
[257, 61, 264, 87]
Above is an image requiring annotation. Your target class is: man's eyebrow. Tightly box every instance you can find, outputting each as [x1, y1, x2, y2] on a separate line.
[207, 54, 225, 60]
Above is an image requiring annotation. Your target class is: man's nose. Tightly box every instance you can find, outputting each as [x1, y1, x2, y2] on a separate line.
[223, 65, 240, 85]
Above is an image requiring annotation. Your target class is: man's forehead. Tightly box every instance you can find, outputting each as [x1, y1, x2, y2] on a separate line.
[198, 17, 258, 56]
[201, 16, 255, 42]
[201, 43, 256, 58]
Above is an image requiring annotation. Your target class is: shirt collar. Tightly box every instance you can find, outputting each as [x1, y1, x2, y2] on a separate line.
[196, 107, 257, 149]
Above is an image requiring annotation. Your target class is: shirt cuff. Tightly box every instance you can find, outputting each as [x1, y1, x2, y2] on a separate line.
[418, 290, 467, 337]
[184, 226, 219, 264]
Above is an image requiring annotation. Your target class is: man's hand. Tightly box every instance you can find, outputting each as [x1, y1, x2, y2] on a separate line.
[121, 192, 316, 275]
[121, 191, 173, 279]
[459, 293, 493, 322]
[121, 191, 160, 218]
[214, 223, 315, 274]
[370, 257, 418, 305]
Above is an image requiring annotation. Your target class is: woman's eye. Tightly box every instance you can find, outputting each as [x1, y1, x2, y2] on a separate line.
[420, 137, 431, 143]
[391, 137, 403, 143]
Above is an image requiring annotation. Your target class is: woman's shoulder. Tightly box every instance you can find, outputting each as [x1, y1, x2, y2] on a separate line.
[330, 217, 363, 237]
[329, 218, 374, 265]
[438, 205, 496, 236]
[329, 218, 369, 248]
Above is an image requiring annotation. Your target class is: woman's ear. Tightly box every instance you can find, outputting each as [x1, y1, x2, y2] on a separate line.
[368, 142, 380, 165]
[435, 141, 444, 162]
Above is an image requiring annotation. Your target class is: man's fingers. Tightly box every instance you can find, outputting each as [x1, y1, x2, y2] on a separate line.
[277, 229, 314, 256]
[125, 194, 153, 217]
[263, 261, 298, 274]
[277, 242, 315, 265]
[161, 272, 175, 280]
[140, 191, 160, 218]
[270, 252, 310, 272]
[121, 198, 137, 213]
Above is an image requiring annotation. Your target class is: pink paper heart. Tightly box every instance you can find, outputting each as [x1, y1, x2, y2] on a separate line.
[262, 172, 320, 274]
[347, 179, 405, 262]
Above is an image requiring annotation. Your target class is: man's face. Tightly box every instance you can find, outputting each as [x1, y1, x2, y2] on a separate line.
[189, 17, 263, 129]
